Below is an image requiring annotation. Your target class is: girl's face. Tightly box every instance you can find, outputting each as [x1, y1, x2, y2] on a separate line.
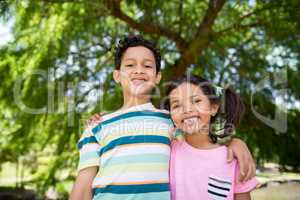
[169, 82, 219, 135]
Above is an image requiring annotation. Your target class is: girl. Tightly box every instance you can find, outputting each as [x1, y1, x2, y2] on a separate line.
[165, 75, 258, 200]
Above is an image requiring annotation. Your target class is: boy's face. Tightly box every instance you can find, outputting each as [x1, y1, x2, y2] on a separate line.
[169, 82, 219, 135]
[113, 46, 161, 97]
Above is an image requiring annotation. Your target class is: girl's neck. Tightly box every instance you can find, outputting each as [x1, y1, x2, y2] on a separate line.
[184, 130, 220, 149]
[122, 93, 151, 109]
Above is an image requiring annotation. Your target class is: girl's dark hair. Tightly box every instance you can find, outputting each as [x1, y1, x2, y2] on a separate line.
[114, 35, 161, 72]
[163, 75, 245, 143]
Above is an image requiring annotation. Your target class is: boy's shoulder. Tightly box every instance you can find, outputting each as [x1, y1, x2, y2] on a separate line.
[151, 107, 170, 115]
[100, 105, 171, 123]
[86, 105, 172, 139]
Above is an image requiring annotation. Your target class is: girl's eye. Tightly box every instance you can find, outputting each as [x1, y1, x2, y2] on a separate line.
[171, 104, 180, 109]
[126, 64, 134, 67]
[194, 99, 202, 103]
[145, 65, 152, 68]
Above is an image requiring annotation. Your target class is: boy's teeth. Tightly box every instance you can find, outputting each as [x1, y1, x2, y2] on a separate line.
[183, 117, 198, 126]
[132, 79, 145, 85]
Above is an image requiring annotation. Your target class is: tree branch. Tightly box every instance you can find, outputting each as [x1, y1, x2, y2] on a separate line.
[178, 0, 184, 33]
[215, 22, 266, 36]
[196, 0, 226, 36]
[105, 0, 188, 51]
[215, 4, 275, 36]
[163, 0, 226, 81]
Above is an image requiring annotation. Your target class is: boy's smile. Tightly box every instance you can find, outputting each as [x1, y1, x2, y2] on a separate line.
[131, 75, 148, 86]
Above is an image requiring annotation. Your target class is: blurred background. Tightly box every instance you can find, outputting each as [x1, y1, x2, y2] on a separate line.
[0, 0, 299, 199]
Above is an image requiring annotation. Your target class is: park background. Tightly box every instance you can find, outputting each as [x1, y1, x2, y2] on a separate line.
[0, 0, 300, 199]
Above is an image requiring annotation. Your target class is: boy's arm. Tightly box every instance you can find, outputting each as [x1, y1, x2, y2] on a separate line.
[234, 192, 251, 200]
[69, 167, 98, 200]
[71, 122, 101, 200]
[226, 138, 256, 182]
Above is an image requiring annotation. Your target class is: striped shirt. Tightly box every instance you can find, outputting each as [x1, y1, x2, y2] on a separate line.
[77, 103, 174, 200]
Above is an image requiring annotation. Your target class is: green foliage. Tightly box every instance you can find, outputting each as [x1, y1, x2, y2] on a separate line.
[0, 0, 299, 196]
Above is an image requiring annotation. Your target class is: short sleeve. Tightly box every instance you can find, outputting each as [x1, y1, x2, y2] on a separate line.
[234, 163, 258, 193]
[77, 127, 101, 172]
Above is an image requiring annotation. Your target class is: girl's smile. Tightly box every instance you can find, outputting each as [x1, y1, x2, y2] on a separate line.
[169, 82, 219, 135]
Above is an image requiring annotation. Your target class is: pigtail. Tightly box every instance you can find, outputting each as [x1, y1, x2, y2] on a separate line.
[223, 87, 245, 134]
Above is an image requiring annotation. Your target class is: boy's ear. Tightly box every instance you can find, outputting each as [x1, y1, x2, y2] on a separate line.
[155, 72, 162, 84]
[211, 103, 220, 116]
[113, 70, 120, 83]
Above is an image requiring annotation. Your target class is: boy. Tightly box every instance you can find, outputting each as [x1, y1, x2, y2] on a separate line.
[69, 35, 255, 200]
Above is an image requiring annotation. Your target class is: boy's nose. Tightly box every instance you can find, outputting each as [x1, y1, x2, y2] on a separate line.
[133, 64, 145, 74]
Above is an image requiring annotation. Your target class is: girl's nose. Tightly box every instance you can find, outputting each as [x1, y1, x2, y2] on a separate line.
[183, 103, 193, 113]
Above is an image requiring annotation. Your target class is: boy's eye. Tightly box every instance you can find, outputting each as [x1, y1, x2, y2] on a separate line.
[145, 65, 153, 68]
[194, 99, 202, 103]
[126, 64, 134, 67]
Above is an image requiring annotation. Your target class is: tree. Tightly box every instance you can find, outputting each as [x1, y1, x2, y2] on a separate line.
[0, 0, 299, 195]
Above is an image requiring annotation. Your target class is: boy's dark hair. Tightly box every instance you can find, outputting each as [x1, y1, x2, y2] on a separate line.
[163, 74, 245, 143]
[114, 35, 161, 72]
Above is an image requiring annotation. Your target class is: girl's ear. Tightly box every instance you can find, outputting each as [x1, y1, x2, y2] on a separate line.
[113, 70, 120, 83]
[155, 72, 162, 84]
[211, 103, 220, 116]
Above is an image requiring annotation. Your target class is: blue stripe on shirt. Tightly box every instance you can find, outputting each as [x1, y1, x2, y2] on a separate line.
[77, 136, 98, 150]
[91, 111, 171, 135]
[93, 183, 169, 195]
[99, 135, 170, 157]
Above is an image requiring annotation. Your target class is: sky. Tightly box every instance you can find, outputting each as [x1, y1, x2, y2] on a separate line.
[0, 20, 13, 46]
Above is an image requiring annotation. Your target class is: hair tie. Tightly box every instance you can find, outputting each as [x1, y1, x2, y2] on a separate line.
[213, 85, 224, 98]
[211, 85, 236, 142]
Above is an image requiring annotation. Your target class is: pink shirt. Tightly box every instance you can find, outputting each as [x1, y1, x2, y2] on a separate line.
[170, 140, 258, 200]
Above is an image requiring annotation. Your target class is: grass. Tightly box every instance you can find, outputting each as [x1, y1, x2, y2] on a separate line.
[252, 182, 300, 200]
[251, 164, 300, 200]
[1, 162, 300, 199]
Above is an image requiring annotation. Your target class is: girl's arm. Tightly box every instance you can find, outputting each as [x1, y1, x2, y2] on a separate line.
[69, 167, 98, 200]
[234, 192, 251, 200]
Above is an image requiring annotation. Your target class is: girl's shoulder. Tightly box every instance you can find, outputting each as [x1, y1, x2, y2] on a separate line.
[171, 139, 184, 149]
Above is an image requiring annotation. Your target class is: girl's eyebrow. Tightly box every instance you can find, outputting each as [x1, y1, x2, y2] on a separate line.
[170, 99, 179, 104]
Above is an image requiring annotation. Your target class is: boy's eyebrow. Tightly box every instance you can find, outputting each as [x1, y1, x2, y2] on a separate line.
[143, 58, 154, 63]
[124, 58, 136, 61]
[124, 58, 154, 62]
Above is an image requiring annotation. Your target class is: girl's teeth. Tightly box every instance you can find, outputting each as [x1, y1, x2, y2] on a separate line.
[183, 117, 198, 126]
